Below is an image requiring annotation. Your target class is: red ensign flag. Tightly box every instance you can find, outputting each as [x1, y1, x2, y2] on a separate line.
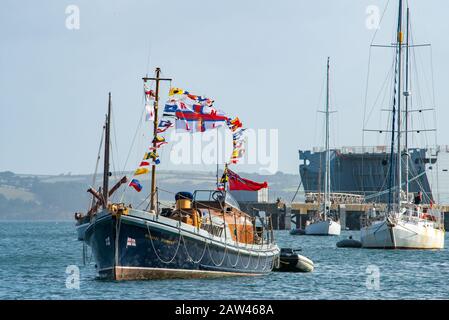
[227, 169, 268, 191]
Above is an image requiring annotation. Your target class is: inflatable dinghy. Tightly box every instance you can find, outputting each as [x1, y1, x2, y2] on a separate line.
[273, 248, 314, 272]
[289, 228, 306, 235]
[336, 237, 362, 248]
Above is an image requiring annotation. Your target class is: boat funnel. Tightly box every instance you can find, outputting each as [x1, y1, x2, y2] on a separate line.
[175, 192, 193, 210]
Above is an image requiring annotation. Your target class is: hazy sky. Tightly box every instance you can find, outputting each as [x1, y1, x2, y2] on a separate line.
[1, 0, 449, 176]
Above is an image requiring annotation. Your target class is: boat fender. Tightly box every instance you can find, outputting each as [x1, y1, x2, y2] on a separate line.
[275, 254, 281, 269]
[197, 210, 202, 227]
[192, 209, 202, 228]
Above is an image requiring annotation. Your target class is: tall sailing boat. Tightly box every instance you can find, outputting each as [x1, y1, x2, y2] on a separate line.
[76, 68, 280, 280]
[360, 0, 445, 249]
[305, 57, 341, 236]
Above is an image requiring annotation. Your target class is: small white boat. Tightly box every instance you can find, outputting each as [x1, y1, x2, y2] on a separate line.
[305, 219, 341, 236]
[304, 58, 341, 236]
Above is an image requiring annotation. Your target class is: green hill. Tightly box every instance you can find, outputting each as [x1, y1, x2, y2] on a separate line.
[0, 170, 300, 221]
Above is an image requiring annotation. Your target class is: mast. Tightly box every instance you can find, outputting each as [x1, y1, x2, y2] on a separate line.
[324, 57, 331, 219]
[404, 6, 410, 201]
[396, 0, 404, 210]
[89, 119, 105, 210]
[142, 68, 171, 211]
[102, 92, 111, 209]
[216, 127, 219, 188]
[150, 68, 161, 211]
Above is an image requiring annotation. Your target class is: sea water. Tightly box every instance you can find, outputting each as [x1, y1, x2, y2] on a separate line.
[0, 221, 448, 300]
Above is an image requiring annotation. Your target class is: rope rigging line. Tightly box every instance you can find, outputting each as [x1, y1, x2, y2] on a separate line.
[206, 239, 228, 267]
[145, 221, 182, 264]
[261, 252, 270, 271]
[136, 192, 152, 210]
[387, 22, 402, 212]
[144, 204, 247, 269]
[180, 233, 208, 264]
[362, 0, 392, 129]
[111, 105, 121, 177]
[254, 250, 261, 270]
[402, 14, 440, 203]
[241, 247, 252, 269]
[201, 216, 233, 268]
[313, 71, 327, 148]
[118, 88, 148, 203]
[227, 243, 241, 268]
[108, 105, 122, 203]
[362, 0, 392, 197]
[110, 151, 118, 201]
[409, 27, 435, 147]
[87, 123, 105, 211]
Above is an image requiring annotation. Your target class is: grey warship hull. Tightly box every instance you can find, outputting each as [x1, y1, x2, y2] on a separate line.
[299, 145, 449, 203]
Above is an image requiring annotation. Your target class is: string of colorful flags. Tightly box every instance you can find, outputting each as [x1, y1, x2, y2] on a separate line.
[228, 117, 245, 164]
[128, 85, 246, 193]
[144, 83, 155, 121]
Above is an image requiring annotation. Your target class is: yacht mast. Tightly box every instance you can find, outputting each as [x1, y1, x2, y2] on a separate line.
[324, 57, 331, 219]
[404, 6, 411, 200]
[396, 0, 404, 210]
[102, 92, 111, 209]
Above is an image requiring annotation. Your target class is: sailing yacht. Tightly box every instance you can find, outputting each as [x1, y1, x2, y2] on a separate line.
[305, 58, 341, 236]
[360, 1, 445, 249]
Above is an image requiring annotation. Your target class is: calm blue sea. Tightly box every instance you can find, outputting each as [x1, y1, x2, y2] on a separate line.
[0, 221, 448, 300]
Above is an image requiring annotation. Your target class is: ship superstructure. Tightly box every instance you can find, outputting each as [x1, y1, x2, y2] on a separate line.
[299, 145, 449, 204]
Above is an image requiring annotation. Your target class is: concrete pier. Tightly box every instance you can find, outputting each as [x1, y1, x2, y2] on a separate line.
[291, 202, 449, 230]
[237, 201, 291, 230]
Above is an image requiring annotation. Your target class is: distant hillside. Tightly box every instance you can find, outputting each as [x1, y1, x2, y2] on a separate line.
[0, 170, 300, 221]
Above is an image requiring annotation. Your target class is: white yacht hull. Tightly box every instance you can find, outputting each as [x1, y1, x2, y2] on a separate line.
[305, 220, 341, 236]
[360, 220, 445, 249]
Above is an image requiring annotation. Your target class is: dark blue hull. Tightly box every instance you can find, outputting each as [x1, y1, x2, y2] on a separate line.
[85, 211, 279, 280]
